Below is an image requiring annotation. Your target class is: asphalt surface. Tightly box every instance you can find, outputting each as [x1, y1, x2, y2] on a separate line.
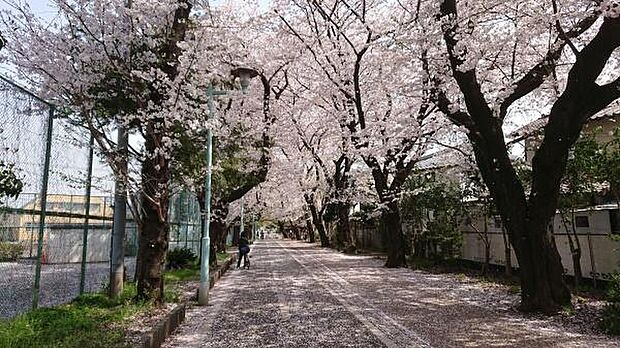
[164, 239, 619, 348]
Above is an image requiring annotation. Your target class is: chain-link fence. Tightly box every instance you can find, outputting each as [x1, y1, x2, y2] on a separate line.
[169, 190, 202, 256]
[0, 76, 127, 319]
[0, 75, 204, 319]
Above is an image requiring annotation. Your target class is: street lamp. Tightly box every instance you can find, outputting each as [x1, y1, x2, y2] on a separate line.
[231, 67, 259, 90]
[240, 197, 244, 237]
[198, 66, 258, 306]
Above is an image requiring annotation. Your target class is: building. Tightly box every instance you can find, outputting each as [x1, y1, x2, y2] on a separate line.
[0, 194, 130, 263]
[510, 111, 620, 165]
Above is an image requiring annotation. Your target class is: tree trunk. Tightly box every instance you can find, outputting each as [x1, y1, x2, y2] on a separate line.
[483, 241, 490, 275]
[335, 202, 353, 251]
[305, 214, 316, 243]
[413, 237, 424, 258]
[502, 226, 512, 277]
[571, 250, 582, 288]
[306, 195, 329, 247]
[382, 201, 406, 268]
[565, 232, 583, 288]
[570, 209, 583, 287]
[196, 190, 206, 266]
[137, 206, 169, 303]
[561, 210, 583, 287]
[135, 0, 189, 303]
[437, 0, 620, 313]
[469, 137, 572, 312]
[482, 216, 490, 276]
[510, 220, 571, 313]
[206, 201, 229, 265]
[209, 218, 226, 265]
[278, 221, 286, 238]
[461, 124, 572, 312]
[136, 129, 170, 303]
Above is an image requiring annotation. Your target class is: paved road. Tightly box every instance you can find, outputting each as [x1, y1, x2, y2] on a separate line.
[164, 239, 618, 348]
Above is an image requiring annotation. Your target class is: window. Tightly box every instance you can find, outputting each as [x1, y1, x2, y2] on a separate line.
[574, 216, 590, 228]
[72, 203, 85, 212]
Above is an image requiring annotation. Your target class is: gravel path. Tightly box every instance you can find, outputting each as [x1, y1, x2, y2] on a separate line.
[164, 240, 620, 348]
[0, 257, 136, 319]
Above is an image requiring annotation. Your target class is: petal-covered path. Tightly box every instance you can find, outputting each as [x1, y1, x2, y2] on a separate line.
[164, 239, 618, 348]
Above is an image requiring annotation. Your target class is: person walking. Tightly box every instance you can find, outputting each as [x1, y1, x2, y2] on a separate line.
[237, 231, 251, 269]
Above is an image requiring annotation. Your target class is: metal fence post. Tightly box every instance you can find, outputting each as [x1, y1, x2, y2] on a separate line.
[79, 136, 95, 294]
[184, 192, 189, 249]
[175, 193, 181, 248]
[32, 106, 55, 309]
[28, 193, 37, 258]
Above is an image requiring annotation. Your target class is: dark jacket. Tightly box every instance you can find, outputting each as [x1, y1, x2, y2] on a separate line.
[239, 237, 250, 254]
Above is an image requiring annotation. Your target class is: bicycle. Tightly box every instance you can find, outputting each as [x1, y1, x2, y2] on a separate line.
[242, 253, 250, 269]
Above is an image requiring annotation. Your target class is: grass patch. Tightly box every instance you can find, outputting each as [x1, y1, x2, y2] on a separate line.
[561, 303, 576, 316]
[163, 251, 231, 283]
[0, 256, 227, 348]
[216, 251, 230, 264]
[508, 285, 521, 295]
[602, 304, 620, 335]
[164, 267, 200, 282]
[408, 256, 436, 270]
[0, 284, 149, 348]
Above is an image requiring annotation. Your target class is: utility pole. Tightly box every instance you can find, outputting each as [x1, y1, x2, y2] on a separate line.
[240, 198, 244, 236]
[32, 106, 55, 309]
[198, 67, 257, 306]
[109, 0, 132, 300]
[110, 126, 128, 298]
[198, 86, 214, 305]
[79, 135, 95, 294]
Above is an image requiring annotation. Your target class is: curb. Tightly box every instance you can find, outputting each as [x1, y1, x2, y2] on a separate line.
[140, 254, 237, 348]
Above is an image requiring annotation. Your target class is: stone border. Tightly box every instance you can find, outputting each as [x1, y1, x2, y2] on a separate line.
[140, 254, 237, 348]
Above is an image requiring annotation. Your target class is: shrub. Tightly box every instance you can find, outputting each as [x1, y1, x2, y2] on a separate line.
[0, 242, 24, 262]
[166, 247, 196, 270]
[401, 171, 464, 261]
[602, 273, 620, 335]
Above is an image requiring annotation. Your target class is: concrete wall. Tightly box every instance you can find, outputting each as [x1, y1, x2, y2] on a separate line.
[349, 206, 620, 279]
[351, 220, 385, 251]
[44, 227, 111, 263]
[460, 208, 620, 280]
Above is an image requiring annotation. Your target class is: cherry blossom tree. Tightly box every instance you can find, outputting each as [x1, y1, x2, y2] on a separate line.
[1, 0, 222, 302]
[170, 3, 293, 264]
[274, 0, 448, 265]
[408, 0, 620, 312]
[285, 97, 351, 247]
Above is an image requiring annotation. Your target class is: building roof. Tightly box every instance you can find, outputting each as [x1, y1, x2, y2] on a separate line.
[416, 146, 472, 171]
[509, 101, 620, 143]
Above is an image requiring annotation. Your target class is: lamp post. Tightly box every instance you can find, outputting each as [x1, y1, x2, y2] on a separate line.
[240, 197, 244, 236]
[198, 67, 258, 306]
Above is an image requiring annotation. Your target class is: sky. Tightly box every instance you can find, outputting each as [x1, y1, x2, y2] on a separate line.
[0, 1, 272, 197]
[0, 0, 56, 18]
[0, 0, 270, 74]
[0, 0, 271, 16]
